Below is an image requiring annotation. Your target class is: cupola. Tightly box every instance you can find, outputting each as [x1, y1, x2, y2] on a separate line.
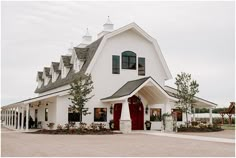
[97, 16, 114, 38]
[77, 28, 92, 48]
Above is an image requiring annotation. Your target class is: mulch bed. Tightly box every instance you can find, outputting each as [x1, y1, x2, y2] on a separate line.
[178, 127, 224, 132]
[27, 129, 122, 135]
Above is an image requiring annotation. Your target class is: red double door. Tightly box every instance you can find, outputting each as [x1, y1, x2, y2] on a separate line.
[113, 96, 144, 130]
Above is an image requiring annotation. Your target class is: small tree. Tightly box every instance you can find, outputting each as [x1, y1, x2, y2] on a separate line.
[175, 72, 199, 128]
[68, 74, 94, 124]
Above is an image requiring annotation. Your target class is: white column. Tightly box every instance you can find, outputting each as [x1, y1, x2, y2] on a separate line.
[6, 109, 8, 126]
[193, 107, 196, 121]
[120, 99, 131, 120]
[26, 105, 29, 131]
[10, 108, 13, 127]
[7, 109, 9, 126]
[17, 107, 20, 130]
[120, 99, 131, 133]
[5, 110, 7, 126]
[14, 108, 17, 129]
[21, 107, 24, 130]
[209, 108, 212, 124]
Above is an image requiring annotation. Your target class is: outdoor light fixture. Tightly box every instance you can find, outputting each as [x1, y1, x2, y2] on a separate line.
[110, 105, 113, 114]
[145, 106, 149, 114]
[46, 103, 48, 106]
[38, 101, 41, 107]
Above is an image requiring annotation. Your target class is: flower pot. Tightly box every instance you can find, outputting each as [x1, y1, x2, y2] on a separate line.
[145, 121, 152, 130]
[109, 120, 114, 130]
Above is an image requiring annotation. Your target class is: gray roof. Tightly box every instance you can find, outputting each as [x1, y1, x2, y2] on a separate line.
[74, 47, 89, 60]
[101, 77, 150, 100]
[44, 67, 51, 77]
[61, 55, 72, 68]
[35, 37, 103, 93]
[51, 62, 60, 73]
[37, 72, 43, 81]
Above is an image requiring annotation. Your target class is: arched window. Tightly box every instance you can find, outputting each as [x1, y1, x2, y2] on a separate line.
[122, 51, 136, 69]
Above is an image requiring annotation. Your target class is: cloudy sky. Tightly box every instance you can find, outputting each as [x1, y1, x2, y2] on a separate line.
[1, 1, 235, 107]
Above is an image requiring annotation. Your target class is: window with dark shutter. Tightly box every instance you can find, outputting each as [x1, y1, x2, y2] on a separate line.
[112, 55, 120, 74]
[138, 57, 145, 76]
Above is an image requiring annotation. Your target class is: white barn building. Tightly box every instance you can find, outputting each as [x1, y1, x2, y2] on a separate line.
[1, 18, 217, 133]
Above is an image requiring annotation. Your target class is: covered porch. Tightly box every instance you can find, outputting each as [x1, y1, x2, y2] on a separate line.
[101, 77, 178, 133]
[1, 89, 69, 131]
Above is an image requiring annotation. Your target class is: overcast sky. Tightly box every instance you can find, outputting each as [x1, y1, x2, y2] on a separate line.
[1, 1, 235, 107]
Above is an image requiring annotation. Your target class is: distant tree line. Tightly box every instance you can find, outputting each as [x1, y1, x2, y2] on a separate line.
[193, 108, 228, 114]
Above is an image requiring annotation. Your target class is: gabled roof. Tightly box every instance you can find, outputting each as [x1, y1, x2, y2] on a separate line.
[36, 71, 43, 81]
[101, 77, 177, 102]
[35, 37, 103, 93]
[102, 77, 150, 100]
[86, 22, 172, 80]
[61, 55, 72, 68]
[74, 47, 89, 60]
[164, 86, 217, 107]
[51, 62, 60, 73]
[43, 67, 51, 77]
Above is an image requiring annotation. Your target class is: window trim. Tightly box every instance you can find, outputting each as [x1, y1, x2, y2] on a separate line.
[138, 57, 145, 76]
[121, 51, 137, 70]
[150, 108, 162, 122]
[94, 108, 107, 122]
[112, 55, 120, 74]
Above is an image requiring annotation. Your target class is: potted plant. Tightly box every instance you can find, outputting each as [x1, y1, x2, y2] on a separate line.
[47, 122, 55, 130]
[109, 120, 114, 130]
[145, 120, 152, 130]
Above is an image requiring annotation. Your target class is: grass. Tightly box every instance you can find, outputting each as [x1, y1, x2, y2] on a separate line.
[221, 124, 235, 130]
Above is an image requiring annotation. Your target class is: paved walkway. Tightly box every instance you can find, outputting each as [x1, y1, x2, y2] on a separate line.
[1, 127, 235, 157]
[132, 131, 235, 144]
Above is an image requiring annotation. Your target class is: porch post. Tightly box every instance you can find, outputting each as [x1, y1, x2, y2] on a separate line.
[209, 108, 212, 124]
[5, 110, 7, 126]
[193, 107, 196, 121]
[6, 109, 8, 126]
[14, 108, 17, 129]
[10, 108, 13, 127]
[120, 99, 131, 133]
[21, 107, 24, 130]
[17, 107, 20, 130]
[26, 104, 29, 131]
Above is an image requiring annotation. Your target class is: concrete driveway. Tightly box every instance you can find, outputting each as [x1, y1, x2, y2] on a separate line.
[1, 127, 235, 157]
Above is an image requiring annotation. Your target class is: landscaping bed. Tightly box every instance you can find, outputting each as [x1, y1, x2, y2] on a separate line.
[28, 129, 121, 135]
[178, 126, 223, 132]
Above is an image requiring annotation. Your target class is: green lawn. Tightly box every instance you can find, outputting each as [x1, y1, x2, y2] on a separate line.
[221, 124, 235, 130]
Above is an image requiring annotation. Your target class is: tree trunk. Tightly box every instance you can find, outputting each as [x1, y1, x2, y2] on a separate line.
[80, 109, 82, 124]
[186, 111, 188, 128]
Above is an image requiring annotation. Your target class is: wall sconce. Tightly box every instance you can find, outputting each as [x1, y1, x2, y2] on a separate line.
[110, 105, 113, 114]
[145, 106, 149, 114]
[38, 101, 41, 107]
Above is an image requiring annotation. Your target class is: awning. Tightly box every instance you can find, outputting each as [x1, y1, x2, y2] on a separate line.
[101, 77, 178, 103]
[1, 88, 70, 109]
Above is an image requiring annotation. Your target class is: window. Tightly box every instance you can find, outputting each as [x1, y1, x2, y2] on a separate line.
[68, 108, 81, 122]
[112, 55, 120, 74]
[172, 109, 182, 121]
[94, 108, 107, 122]
[122, 51, 136, 69]
[150, 108, 162, 121]
[138, 57, 145, 76]
[45, 108, 48, 121]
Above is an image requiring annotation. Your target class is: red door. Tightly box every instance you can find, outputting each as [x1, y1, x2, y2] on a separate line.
[113, 103, 122, 130]
[129, 96, 144, 130]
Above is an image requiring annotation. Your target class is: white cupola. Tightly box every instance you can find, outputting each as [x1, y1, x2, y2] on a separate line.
[77, 28, 92, 48]
[97, 16, 114, 38]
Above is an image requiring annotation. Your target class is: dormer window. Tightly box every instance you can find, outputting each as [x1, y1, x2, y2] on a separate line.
[43, 67, 51, 86]
[122, 51, 136, 70]
[59, 55, 72, 79]
[36, 72, 43, 88]
[50, 62, 60, 82]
